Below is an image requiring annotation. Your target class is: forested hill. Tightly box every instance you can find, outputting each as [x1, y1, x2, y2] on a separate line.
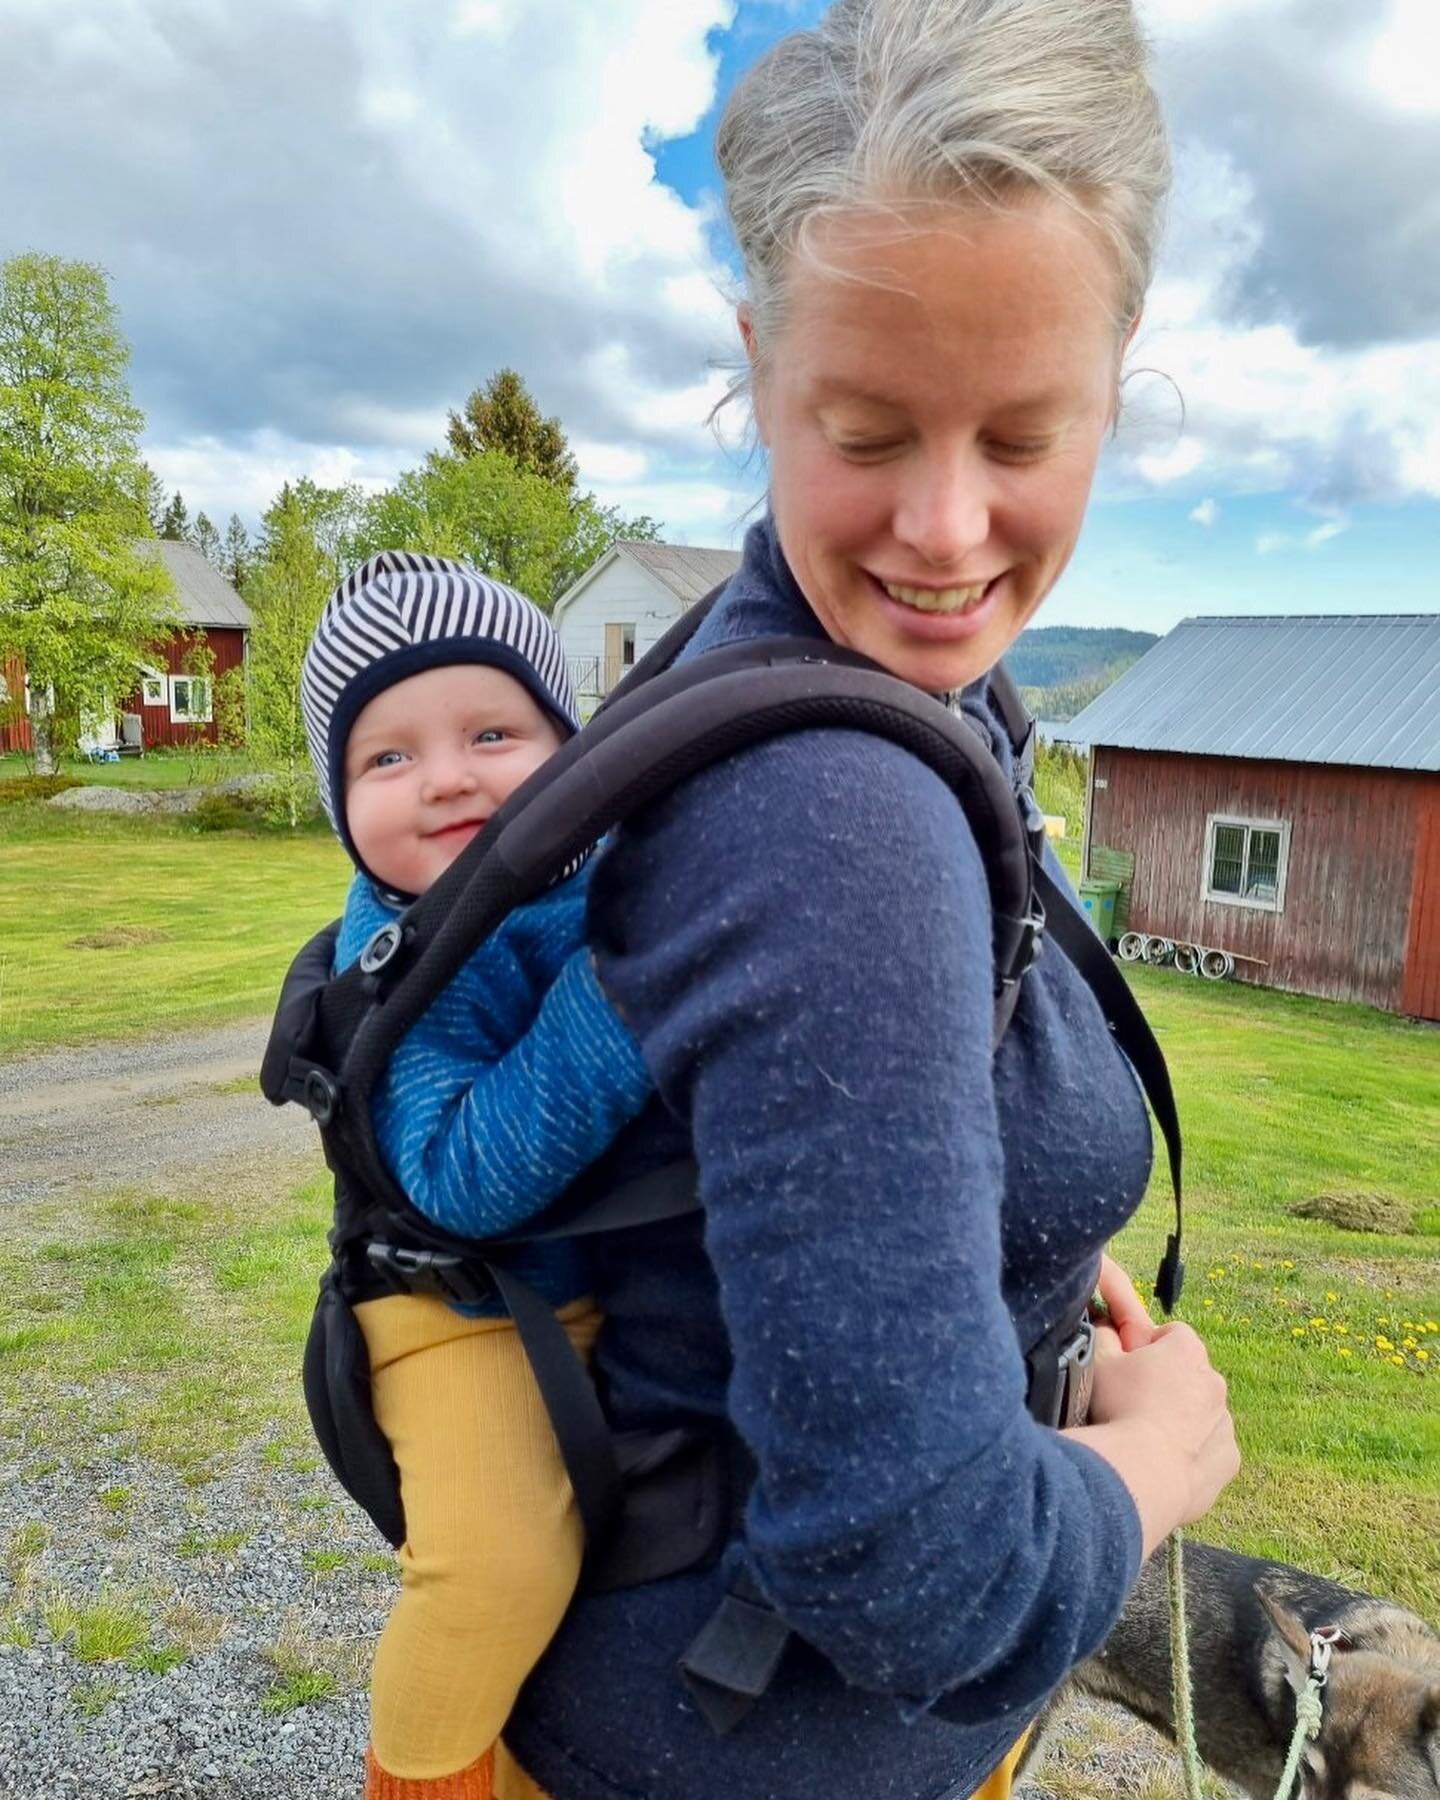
[1006, 625, 1159, 721]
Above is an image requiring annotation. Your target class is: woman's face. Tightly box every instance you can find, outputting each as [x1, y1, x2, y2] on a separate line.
[747, 199, 1128, 692]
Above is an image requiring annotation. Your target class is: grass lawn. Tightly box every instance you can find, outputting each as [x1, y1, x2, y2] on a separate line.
[0, 799, 346, 1056]
[0, 749, 252, 790]
[0, 803, 1435, 1621]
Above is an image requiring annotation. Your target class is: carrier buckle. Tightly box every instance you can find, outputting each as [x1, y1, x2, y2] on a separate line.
[1054, 1315, 1096, 1429]
[365, 1242, 492, 1308]
[302, 1067, 342, 1126]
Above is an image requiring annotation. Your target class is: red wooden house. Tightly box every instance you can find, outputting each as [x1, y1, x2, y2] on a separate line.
[0, 540, 251, 755]
[1068, 614, 1440, 1020]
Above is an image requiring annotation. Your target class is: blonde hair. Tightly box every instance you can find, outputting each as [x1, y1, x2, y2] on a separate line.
[716, 0, 1169, 379]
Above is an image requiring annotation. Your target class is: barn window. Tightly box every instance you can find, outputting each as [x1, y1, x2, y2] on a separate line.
[1203, 815, 1290, 912]
[170, 675, 212, 723]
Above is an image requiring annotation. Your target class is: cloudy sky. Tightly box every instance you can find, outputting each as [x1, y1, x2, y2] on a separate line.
[2, 0, 1436, 631]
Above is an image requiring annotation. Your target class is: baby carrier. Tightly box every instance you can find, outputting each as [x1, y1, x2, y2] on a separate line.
[261, 588, 1185, 1733]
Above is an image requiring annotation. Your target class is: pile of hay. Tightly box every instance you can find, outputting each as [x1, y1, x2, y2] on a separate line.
[1289, 1191, 1414, 1234]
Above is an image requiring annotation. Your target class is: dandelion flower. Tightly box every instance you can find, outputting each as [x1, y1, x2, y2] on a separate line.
[1403, 1338, 1418, 1349]
[1418, 1350, 1430, 1362]
[1325, 1292, 1338, 1303]
[1310, 1318, 1327, 1329]
[1376, 1337, 1394, 1351]
[1337, 1348, 1352, 1358]
[1391, 1355, 1406, 1367]
[1292, 1327, 1306, 1337]
[1281, 1260, 1295, 1271]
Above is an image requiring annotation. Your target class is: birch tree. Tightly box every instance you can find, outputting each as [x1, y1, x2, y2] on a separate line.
[0, 254, 175, 772]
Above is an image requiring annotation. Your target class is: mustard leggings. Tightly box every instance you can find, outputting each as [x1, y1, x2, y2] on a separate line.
[355, 1292, 602, 1781]
[493, 1732, 1032, 1798]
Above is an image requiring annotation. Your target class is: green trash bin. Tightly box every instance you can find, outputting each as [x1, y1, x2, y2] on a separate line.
[1078, 877, 1120, 945]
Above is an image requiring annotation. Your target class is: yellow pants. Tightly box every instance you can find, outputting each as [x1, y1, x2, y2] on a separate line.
[494, 1729, 1032, 1798]
[356, 1292, 602, 1781]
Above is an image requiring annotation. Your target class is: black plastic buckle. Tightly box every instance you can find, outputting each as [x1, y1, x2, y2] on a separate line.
[365, 1242, 493, 1308]
[302, 1067, 342, 1126]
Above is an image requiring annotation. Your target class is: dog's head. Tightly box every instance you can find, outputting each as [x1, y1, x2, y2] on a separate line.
[1260, 1588, 1440, 1799]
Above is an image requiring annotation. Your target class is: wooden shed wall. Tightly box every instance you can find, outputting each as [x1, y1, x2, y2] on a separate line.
[1401, 784, 1440, 1020]
[0, 629, 245, 756]
[128, 627, 246, 749]
[0, 655, 29, 753]
[1088, 748, 1437, 1017]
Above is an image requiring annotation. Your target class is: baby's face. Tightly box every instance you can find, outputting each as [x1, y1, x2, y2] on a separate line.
[344, 663, 564, 893]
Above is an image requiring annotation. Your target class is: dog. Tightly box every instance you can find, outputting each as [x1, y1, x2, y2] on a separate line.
[1017, 1540, 1440, 1798]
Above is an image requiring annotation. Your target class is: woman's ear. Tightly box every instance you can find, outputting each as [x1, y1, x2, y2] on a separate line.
[737, 303, 771, 445]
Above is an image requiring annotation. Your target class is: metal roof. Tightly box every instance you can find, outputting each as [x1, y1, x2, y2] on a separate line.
[143, 539, 253, 629]
[618, 540, 741, 605]
[1066, 614, 1440, 772]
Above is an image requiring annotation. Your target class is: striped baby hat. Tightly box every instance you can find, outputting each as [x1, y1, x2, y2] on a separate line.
[301, 550, 578, 858]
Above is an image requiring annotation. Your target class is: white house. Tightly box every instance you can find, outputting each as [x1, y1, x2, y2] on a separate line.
[553, 540, 741, 706]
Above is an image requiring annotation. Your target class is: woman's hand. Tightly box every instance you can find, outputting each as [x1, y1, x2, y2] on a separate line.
[1094, 1253, 1160, 1351]
[1069, 1317, 1240, 1560]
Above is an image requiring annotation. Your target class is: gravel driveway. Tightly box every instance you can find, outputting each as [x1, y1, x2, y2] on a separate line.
[0, 1022, 1175, 1800]
[0, 1019, 313, 1209]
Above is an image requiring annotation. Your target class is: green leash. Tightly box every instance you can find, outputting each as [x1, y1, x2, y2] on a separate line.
[1166, 1531, 1209, 1800]
[1167, 1530, 1335, 1800]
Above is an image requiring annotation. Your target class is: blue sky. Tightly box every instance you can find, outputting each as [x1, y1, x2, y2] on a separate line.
[2, 0, 1435, 634]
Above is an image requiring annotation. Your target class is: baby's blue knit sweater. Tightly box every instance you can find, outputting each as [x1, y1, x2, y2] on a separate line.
[334, 867, 651, 1307]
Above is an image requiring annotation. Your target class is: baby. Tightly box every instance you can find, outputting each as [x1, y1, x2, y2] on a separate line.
[300, 551, 652, 1800]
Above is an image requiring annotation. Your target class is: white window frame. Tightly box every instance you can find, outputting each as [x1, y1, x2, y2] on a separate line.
[140, 667, 166, 707]
[169, 674, 213, 724]
[1202, 813, 1291, 913]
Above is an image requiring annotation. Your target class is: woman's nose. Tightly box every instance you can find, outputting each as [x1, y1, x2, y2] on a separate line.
[892, 448, 992, 568]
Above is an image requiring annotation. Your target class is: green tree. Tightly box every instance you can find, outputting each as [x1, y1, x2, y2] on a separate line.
[140, 463, 167, 534]
[222, 513, 251, 592]
[354, 449, 575, 604]
[355, 450, 660, 609]
[0, 253, 177, 773]
[191, 510, 223, 569]
[554, 494, 662, 604]
[240, 479, 362, 825]
[446, 368, 579, 492]
[159, 491, 190, 541]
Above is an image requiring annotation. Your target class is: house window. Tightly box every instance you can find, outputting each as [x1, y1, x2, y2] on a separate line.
[1203, 814, 1290, 912]
[141, 672, 166, 707]
[170, 675, 212, 723]
[621, 623, 636, 668]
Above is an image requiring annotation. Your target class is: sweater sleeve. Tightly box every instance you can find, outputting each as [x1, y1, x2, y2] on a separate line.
[589, 727, 1142, 1715]
[393, 947, 653, 1238]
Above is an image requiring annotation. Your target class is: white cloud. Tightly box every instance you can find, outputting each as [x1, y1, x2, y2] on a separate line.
[1189, 498, 1219, 527]
[1304, 519, 1348, 549]
[1367, 0, 1440, 114]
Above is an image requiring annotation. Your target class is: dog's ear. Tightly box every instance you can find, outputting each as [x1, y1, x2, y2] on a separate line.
[1259, 1588, 1314, 1693]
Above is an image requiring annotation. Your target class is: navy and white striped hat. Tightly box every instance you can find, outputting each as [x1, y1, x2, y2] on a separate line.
[301, 550, 577, 865]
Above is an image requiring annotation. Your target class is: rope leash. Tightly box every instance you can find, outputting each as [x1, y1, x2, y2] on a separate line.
[1167, 1531, 1337, 1800]
[1166, 1531, 1208, 1799]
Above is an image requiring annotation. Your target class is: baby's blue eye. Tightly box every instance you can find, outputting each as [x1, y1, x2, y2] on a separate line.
[373, 749, 406, 769]
[475, 728, 506, 745]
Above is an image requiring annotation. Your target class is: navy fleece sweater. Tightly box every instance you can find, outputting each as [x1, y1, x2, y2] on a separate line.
[508, 517, 1154, 1800]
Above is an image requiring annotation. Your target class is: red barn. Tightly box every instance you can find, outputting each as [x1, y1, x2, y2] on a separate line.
[1068, 614, 1440, 1021]
[0, 539, 251, 755]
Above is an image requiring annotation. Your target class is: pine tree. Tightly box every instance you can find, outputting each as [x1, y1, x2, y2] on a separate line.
[0, 253, 177, 773]
[159, 491, 190, 541]
[191, 511, 223, 569]
[222, 514, 251, 592]
[446, 368, 579, 491]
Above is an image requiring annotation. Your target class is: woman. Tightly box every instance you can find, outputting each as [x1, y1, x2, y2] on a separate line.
[501, 1, 1238, 1794]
